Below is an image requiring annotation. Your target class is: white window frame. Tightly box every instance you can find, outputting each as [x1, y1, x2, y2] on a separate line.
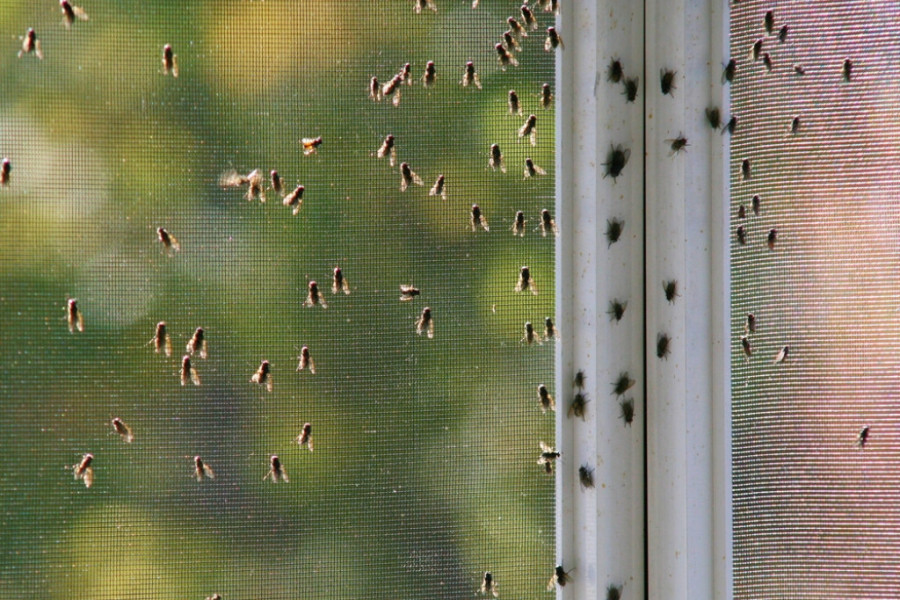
[555, 1, 731, 599]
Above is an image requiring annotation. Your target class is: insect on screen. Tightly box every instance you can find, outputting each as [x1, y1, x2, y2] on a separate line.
[731, 1, 900, 598]
[0, 2, 557, 598]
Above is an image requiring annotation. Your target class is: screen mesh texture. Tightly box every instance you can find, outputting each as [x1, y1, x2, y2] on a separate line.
[731, 1, 900, 598]
[0, 2, 556, 599]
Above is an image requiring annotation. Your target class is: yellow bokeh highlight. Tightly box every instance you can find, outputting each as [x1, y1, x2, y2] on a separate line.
[202, 1, 348, 98]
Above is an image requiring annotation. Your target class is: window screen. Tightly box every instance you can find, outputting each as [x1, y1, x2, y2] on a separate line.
[0, 2, 556, 598]
[731, 1, 900, 597]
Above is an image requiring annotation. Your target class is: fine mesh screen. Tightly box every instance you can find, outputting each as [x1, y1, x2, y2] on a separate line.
[0, 2, 556, 598]
[731, 1, 900, 597]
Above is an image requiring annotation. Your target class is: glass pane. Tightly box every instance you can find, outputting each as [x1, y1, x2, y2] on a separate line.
[731, 1, 900, 597]
[0, 2, 556, 598]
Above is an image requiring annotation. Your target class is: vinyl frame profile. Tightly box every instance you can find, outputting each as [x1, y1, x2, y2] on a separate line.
[556, 0, 731, 599]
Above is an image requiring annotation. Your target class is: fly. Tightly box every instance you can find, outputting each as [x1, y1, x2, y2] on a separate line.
[538, 384, 555, 413]
[0, 158, 9, 186]
[622, 77, 639, 102]
[305, 280, 327, 309]
[767, 228, 777, 250]
[603, 145, 630, 181]
[579, 465, 595, 489]
[660, 69, 677, 96]
[111, 418, 133, 443]
[750, 39, 763, 61]
[857, 426, 869, 449]
[18, 28, 43, 59]
[282, 185, 305, 215]
[773, 345, 789, 364]
[667, 134, 689, 155]
[399, 285, 421, 301]
[416, 307, 435, 338]
[507, 17, 527, 40]
[547, 565, 572, 590]
[470, 204, 490, 231]
[537, 441, 560, 472]
[612, 372, 635, 396]
[181, 355, 200, 386]
[60, 0, 88, 28]
[541, 83, 553, 108]
[619, 398, 634, 425]
[264, 455, 288, 483]
[193, 456, 215, 481]
[495, 43, 518, 70]
[297, 345, 316, 374]
[219, 168, 265, 202]
[67, 298, 84, 333]
[544, 27, 564, 51]
[573, 371, 586, 390]
[499, 33, 520, 58]
[524, 158, 546, 178]
[511, 211, 526, 237]
[399, 62, 412, 85]
[150, 321, 172, 357]
[414, 0, 437, 13]
[301, 137, 323, 156]
[270, 169, 283, 195]
[607, 58, 624, 83]
[543, 317, 559, 341]
[377, 134, 397, 167]
[608, 299, 627, 322]
[722, 58, 735, 84]
[706, 107, 721, 130]
[461, 61, 482, 89]
[72, 453, 94, 488]
[509, 90, 522, 116]
[663, 280, 679, 303]
[489, 144, 506, 172]
[518, 114, 537, 146]
[606, 218, 624, 246]
[369, 76, 382, 101]
[332, 267, 350, 295]
[521, 5, 538, 30]
[521, 321, 542, 345]
[156, 227, 180, 255]
[162, 44, 178, 77]
[400, 162, 424, 191]
[515, 266, 538, 295]
[657, 333, 671, 359]
[539, 209, 557, 237]
[429, 174, 446, 200]
[422, 61, 436, 87]
[480, 572, 499, 597]
[568, 392, 587, 420]
[186, 327, 208, 359]
[251, 360, 273, 392]
[297, 422, 314, 451]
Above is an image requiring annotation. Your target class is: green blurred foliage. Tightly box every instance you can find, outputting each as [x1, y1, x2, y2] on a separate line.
[0, 1, 556, 599]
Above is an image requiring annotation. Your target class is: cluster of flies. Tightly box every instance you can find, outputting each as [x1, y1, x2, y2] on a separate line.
[12, 1, 570, 597]
[404, 3, 571, 593]
[736, 8, 809, 371]
[66, 316, 317, 487]
[735, 10, 869, 451]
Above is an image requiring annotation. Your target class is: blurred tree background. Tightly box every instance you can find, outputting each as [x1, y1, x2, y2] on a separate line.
[0, 1, 556, 599]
